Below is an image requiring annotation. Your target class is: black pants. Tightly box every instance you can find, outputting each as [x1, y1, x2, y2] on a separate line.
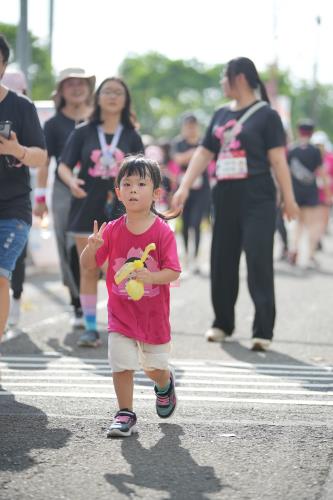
[182, 186, 210, 256]
[211, 175, 276, 340]
[11, 243, 27, 299]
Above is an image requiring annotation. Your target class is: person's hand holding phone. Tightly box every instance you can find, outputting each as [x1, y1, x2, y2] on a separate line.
[0, 121, 26, 162]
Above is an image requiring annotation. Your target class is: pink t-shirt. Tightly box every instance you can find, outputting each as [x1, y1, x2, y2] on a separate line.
[95, 215, 181, 344]
[318, 152, 333, 204]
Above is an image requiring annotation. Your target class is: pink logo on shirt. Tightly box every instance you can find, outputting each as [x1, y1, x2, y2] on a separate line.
[214, 120, 242, 150]
[112, 247, 160, 299]
[88, 148, 125, 178]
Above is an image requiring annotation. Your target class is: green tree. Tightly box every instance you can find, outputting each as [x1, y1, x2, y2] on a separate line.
[119, 52, 225, 138]
[0, 22, 55, 100]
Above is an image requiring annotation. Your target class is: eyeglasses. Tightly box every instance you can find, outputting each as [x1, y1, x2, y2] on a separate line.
[100, 89, 125, 97]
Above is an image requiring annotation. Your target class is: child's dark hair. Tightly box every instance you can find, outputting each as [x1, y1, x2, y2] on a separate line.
[116, 155, 180, 220]
[0, 34, 10, 64]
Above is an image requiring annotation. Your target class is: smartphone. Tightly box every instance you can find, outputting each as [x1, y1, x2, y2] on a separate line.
[0, 120, 12, 139]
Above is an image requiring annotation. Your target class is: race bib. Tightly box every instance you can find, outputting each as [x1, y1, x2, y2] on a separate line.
[216, 150, 248, 180]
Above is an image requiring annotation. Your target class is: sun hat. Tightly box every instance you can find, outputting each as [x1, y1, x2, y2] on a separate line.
[51, 68, 96, 107]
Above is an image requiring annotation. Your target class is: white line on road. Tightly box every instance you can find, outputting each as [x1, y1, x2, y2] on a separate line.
[1, 356, 332, 371]
[1, 390, 333, 406]
[1, 382, 332, 396]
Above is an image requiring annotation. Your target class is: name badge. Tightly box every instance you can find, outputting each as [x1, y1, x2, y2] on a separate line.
[216, 150, 248, 180]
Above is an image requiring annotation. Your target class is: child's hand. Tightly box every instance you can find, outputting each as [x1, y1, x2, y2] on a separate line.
[135, 268, 154, 284]
[87, 220, 106, 251]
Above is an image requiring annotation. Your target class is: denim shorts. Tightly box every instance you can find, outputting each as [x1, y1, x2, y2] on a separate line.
[0, 219, 30, 280]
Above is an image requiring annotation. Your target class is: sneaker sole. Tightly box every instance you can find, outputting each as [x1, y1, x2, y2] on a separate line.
[77, 339, 102, 348]
[107, 425, 138, 438]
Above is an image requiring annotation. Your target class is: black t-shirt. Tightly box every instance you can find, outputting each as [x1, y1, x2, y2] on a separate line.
[287, 142, 322, 187]
[61, 122, 144, 233]
[44, 112, 78, 183]
[202, 102, 286, 177]
[0, 90, 45, 224]
[172, 137, 209, 190]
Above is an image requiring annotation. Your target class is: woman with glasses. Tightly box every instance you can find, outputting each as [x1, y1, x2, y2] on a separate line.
[59, 77, 144, 347]
[172, 57, 298, 351]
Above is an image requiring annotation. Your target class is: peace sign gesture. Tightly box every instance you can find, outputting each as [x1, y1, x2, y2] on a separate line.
[87, 220, 107, 251]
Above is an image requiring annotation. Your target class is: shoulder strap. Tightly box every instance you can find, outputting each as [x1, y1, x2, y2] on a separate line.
[237, 101, 268, 126]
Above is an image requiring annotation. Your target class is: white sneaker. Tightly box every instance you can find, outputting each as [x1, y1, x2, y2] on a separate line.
[8, 298, 21, 328]
[251, 338, 271, 351]
[205, 327, 226, 342]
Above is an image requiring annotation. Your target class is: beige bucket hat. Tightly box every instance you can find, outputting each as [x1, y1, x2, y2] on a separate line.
[52, 67, 96, 103]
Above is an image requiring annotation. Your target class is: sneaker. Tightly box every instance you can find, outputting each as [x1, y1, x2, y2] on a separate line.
[154, 366, 177, 419]
[251, 338, 271, 352]
[77, 329, 101, 347]
[205, 327, 226, 342]
[70, 307, 85, 329]
[107, 410, 137, 438]
[8, 298, 21, 328]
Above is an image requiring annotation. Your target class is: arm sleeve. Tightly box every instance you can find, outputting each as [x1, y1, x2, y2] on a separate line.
[60, 127, 84, 169]
[44, 119, 57, 158]
[263, 110, 286, 150]
[201, 111, 221, 156]
[159, 224, 181, 272]
[95, 223, 111, 267]
[20, 101, 45, 149]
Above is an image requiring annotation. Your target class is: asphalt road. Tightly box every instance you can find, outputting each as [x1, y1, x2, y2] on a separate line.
[1, 226, 333, 500]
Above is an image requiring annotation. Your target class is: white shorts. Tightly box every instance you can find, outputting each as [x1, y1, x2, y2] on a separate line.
[108, 332, 171, 373]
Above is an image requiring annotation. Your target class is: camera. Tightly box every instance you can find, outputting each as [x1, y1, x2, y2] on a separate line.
[0, 120, 12, 139]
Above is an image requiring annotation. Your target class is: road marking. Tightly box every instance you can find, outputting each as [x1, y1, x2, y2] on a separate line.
[1, 355, 333, 406]
[1, 391, 333, 406]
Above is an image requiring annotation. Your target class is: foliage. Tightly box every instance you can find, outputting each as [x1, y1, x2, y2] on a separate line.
[119, 52, 225, 138]
[0, 22, 55, 100]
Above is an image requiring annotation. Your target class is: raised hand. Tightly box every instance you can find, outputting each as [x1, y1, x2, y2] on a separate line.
[87, 220, 107, 251]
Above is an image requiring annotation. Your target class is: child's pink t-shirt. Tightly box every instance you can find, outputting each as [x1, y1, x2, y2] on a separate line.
[95, 215, 181, 344]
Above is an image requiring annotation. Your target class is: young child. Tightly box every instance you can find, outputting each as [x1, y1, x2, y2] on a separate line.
[80, 155, 181, 437]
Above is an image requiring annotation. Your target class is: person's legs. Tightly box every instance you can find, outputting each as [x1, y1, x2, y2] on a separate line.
[210, 183, 242, 336]
[107, 333, 139, 437]
[75, 236, 100, 346]
[0, 219, 30, 339]
[141, 341, 176, 419]
[243, 198, 276, 343]
[302, 206, 324, 260]
[8, 243, 27, 327]
[0, 276, 10, 338]
[52, 180, 81, 315]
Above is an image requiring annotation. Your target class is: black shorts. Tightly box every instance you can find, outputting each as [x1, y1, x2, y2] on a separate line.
[293, 182, 319, 207]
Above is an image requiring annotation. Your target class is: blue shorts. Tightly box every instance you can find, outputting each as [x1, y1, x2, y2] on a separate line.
[0, 219, 30, 280]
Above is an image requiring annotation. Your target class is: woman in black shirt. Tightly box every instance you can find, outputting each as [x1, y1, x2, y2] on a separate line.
[37, 68, 95, 328]
[172, 57, 299, 351]
[59, 77, 143, 347]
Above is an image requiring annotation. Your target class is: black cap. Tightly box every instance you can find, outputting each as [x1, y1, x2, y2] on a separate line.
[297, 118, 315, 131]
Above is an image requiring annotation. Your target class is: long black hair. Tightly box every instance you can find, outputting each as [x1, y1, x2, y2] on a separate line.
[89, 77, 135, 129]
[116, 155, 180, 220]
[226, 57, 270, 103]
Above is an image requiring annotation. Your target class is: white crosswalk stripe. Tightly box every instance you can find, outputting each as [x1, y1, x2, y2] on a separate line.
[1, 356, 333, 406]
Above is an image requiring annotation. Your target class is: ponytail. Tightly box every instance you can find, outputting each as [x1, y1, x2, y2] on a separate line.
[258, 79, 270, 104]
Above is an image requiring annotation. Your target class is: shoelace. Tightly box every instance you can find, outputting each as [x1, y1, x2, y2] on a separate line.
[156, 393, 171, 407]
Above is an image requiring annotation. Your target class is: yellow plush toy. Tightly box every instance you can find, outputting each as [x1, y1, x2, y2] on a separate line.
[114, 243, 156, 301]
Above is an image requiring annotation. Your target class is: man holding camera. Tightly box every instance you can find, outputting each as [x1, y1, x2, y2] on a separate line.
[0, 34, 47, 341]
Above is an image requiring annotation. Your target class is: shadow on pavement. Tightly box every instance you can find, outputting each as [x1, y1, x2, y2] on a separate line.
[105, 423, 223, 499]
[0, 388, 72, 473]
[222, 340, 333, 394]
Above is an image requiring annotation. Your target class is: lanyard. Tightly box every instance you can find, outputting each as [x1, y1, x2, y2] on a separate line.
[97, 124, 123, 162]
